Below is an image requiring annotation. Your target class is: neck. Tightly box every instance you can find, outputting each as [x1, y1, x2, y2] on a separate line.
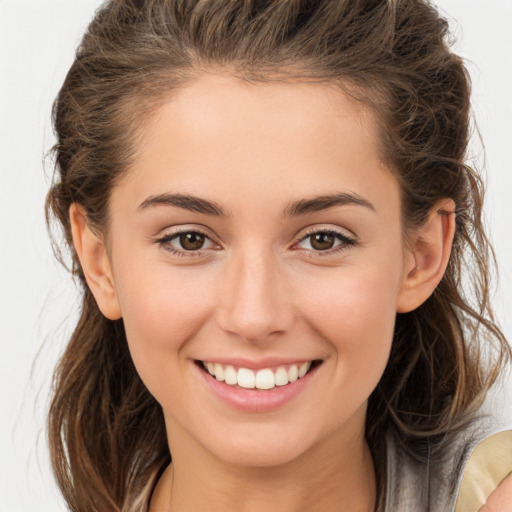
[150, 420, 377, 512]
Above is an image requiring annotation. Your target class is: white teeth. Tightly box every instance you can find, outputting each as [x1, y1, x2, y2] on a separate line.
[274, 366, 289, 386]
[237, 368, 255, 389]
[287, 365, 298, 383]
[214, 363, 225, 382]
[298, 361, 311, 378]
[255, 368, 275, 390]
[202, 361, 315, 390]
[224, 365, 237, 385]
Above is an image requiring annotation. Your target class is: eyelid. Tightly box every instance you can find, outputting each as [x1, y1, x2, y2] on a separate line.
[155, 224, 218, 241]
[291, 225, 357, 255]
[293, 224, 357, 242]
[295, 223, 356, 239]
[155, 225, 221, 256]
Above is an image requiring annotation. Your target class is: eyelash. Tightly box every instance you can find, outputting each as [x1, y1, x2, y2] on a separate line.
[156, 228, 216, 258]
[293, 228, 357, 257]
[156, 227, 357, 258]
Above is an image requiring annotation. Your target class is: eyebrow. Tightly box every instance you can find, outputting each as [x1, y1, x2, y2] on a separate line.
[138, 193, 228, 217]
[138, 191, 375, 217]
[283, 192, 375, 217]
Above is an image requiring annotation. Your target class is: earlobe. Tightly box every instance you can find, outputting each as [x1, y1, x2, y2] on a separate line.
[69, 204, 122, 320]
[396, 199, 456, 313]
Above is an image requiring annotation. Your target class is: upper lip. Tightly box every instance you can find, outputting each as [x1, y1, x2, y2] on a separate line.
[196, 357, 320, 370]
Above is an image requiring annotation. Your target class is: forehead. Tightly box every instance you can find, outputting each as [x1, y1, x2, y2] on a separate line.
[134, 74, 377, 163]
[114, 73, 399, 223]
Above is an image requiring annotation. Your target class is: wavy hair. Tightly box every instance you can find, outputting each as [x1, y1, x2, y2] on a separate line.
[46, 1, 510, 510]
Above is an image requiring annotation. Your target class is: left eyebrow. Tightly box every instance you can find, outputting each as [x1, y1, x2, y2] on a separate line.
[138, 193, 228, 217]
[282, 192, 376, 218]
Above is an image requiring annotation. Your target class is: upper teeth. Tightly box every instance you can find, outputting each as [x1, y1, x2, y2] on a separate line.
[202, 361, 312, 390]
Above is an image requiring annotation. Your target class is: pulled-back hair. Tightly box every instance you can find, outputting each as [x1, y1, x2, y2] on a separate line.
[46, 1, 510, 510]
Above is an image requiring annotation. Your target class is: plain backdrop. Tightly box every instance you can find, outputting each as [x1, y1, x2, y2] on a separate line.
[1, 1, 511, 510]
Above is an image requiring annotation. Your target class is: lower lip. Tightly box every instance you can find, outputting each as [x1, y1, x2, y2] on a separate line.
[196, 363, 319, 413]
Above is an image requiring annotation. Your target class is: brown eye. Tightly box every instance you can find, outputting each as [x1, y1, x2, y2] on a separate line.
[295, 229, 356, 254]
[310, 232, 336, 251]
[179, 232, 206, 250]
[157, 230, 216, 255]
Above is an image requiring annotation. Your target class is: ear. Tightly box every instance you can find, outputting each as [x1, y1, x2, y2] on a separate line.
[69, 203, 122, 320]
[396, 199, 456, 313]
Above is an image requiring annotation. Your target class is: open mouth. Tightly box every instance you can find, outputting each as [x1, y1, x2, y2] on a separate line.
[196, 359, 322, 391]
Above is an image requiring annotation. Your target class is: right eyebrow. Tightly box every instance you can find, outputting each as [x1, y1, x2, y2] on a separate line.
[138, 193, 229, 217]
[282, 192, 376, 217]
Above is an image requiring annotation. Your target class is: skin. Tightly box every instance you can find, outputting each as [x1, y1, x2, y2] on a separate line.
[482, 475, 512, 512]
[71, 74, 456, 511]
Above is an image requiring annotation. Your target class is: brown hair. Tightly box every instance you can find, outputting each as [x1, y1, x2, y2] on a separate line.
[46, 1, 510, 510]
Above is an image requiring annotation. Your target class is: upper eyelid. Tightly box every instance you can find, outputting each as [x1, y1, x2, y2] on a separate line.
[156, 224, 217, 240]
[294, 225, 356, 242]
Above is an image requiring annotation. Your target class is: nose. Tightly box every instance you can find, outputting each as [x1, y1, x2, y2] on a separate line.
[215, 248, 295, 343]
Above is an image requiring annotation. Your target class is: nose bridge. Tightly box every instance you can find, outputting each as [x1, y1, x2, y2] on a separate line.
[216, 245, 293, 342]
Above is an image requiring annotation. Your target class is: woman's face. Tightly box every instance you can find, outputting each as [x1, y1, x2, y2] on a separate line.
[105, 75, 413, 467]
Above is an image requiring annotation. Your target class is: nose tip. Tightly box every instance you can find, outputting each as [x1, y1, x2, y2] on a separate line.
[217, 299, 293, 343]
[215, 255, 294, 343]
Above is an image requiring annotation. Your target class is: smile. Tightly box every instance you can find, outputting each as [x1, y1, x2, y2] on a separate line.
[200, 360, 318, 390]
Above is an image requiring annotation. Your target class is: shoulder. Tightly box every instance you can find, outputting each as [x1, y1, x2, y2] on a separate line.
[456, 430, 512, 512]
[480, 474, 512, 512]
[384, 417, 512, 512]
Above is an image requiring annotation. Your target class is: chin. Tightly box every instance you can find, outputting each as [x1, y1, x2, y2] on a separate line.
[196, 419, 324, 469]
[210, 439, 308, 468]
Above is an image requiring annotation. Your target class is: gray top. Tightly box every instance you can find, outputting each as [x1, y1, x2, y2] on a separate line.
[384, 415, 510, 511]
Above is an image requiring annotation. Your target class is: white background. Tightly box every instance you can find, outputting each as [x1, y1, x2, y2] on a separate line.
[1, 1, 511, 510]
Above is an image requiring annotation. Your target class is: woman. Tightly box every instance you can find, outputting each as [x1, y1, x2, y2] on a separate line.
[45, 1, 512, 510]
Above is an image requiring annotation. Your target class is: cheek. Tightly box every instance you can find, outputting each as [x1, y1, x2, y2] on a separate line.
[305, 264, 398, 336]
[301, 265, 400, 387]
[112, 263, 214, 388]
